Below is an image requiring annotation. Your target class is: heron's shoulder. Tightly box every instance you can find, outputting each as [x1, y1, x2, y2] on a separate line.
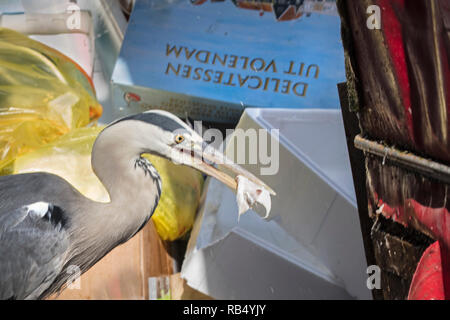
[0, 172, 80, 196]
[0, 171, 68, 185]
[0, 172, 84, 223]
[0, 198, 70, 233]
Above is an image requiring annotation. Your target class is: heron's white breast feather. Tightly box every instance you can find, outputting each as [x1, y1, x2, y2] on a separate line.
[26, 202, 50, 219]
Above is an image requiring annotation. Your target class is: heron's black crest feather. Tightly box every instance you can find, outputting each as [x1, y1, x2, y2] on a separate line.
[112, 112, 188, 133]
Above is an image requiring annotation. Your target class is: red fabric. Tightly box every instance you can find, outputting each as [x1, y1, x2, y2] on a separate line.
[379, 0, 414, 141]
[374, 193, 450, 299]
[408, 241, 445, 300]
[408, 241, 450, 300]
[375, 194, 450, 250]
[371, 0, 450, 299]
[441, 38, 450, 135]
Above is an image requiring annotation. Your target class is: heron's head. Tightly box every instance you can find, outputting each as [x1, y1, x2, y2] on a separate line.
[107, 110, 274, 194]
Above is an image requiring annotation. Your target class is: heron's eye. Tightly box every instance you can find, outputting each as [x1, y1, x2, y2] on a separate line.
[175, 134, 185, 144]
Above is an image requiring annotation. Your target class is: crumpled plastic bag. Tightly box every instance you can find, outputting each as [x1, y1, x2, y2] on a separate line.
[148, 155, 204, 241]
[0, 28, 102, 171]
[4, 126, 203, 241]
[1, 126, 109, 199]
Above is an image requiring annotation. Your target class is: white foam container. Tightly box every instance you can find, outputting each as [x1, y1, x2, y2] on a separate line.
[182, 108, 371, 299]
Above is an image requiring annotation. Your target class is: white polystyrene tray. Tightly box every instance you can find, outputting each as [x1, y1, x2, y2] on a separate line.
[252, 108, 357, 206]
[182, 108, 371, 300]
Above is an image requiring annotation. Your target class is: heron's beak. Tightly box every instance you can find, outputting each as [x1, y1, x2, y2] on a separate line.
[174, 141, 276, 196]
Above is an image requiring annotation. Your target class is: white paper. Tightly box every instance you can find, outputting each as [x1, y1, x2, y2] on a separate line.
[236, 175, 271, 219]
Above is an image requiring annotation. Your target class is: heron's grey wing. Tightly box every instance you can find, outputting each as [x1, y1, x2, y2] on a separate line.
[0, 201, 70, 300]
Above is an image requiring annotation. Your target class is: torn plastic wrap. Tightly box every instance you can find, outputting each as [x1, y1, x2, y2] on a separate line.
[365, 155, 450, 248]
[235, 175, 271, 219]
[338, 0, 450, 299]
[0, 28, 102, 171]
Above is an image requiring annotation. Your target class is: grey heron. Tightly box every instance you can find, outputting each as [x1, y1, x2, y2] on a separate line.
[0, 110, 272, 300]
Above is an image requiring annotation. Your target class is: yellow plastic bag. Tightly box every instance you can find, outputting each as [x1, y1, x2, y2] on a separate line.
[147, 154, 204, 241]
[2, 126, 109, 199]
[6, 126, 203, 241]
[0, 28, 102, 171]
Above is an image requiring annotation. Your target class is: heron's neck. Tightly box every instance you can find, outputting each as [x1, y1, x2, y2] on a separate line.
[90, 125, 161, 215]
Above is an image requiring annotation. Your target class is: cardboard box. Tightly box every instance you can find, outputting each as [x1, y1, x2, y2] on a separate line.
[111, 0, 346, 122]
[182, 108, 371, 299]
